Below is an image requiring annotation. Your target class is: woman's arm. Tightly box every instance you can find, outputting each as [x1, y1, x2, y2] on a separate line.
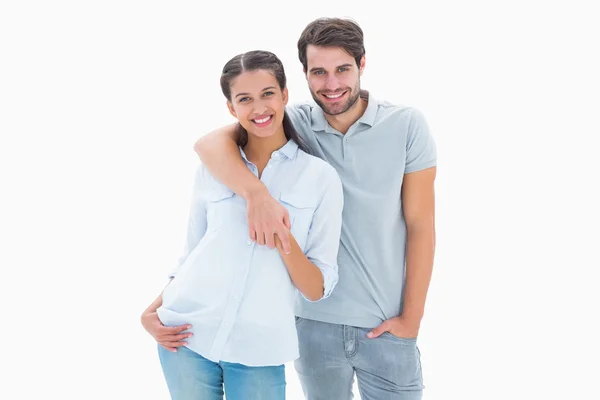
[140, 282, 192, 352]
[168, 164, 209, 278]
[140, 165, 208, 351]
[275, 232, 325, 301]
[276, 167, 344, 301]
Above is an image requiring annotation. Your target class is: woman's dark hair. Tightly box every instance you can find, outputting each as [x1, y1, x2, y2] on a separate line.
[220, 50, 310, 153]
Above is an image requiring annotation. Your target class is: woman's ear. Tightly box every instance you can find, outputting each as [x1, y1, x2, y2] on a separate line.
[227, 101, 236, 118]
[282, 87, 289, 106]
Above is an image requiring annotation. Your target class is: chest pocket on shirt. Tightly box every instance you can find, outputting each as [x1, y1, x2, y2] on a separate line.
[205, 187, 237, 232]
[279, 192, 316, 250]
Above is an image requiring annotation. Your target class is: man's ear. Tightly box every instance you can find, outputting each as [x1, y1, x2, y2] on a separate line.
[227, 101, 236, 118]
[359, 55, 366, 76]
[282, 87, 289, 106]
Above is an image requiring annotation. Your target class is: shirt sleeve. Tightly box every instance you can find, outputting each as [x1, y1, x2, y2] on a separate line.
[405, 108, 437, 173]
[301, 165, 344, 301]
[168, 164, 208, 278]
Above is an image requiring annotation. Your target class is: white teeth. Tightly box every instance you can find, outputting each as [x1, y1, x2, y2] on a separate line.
[254, 116, 271, 124]
[324, 92, 344, 99]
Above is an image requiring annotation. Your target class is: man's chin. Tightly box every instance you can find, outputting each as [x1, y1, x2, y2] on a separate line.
[321, 105, 348, 116]
[317, 96, 360, 116]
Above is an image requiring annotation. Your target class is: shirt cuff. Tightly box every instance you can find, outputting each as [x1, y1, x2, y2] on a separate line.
[301, 263, 339, 303]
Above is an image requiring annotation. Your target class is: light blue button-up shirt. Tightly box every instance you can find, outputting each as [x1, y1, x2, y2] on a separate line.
[157, 140, 344, 366]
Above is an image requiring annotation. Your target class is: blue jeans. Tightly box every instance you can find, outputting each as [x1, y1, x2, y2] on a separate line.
[294, 318, 424, 400]
[158, 345, 286, 400]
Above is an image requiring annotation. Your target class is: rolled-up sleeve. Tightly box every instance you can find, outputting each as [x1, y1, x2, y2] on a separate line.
[168, 164, 208, 278]
[301, 166, 344, 301]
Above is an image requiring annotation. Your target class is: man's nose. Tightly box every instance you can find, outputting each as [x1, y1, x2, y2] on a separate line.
[324, 74, 340, 91]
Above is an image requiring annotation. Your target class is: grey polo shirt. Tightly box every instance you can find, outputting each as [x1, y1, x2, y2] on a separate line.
[287, 91, 437, 328]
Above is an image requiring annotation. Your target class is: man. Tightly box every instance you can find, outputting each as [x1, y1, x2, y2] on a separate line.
[194, 17, 437, 400]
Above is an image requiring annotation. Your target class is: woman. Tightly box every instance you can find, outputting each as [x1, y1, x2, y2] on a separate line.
[141, 50, 344, 400]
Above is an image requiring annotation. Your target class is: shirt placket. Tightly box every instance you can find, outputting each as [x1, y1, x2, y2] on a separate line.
[209, 157, 282, 361]
[208, 239, 254, 361]
[260, 150, 283, 185]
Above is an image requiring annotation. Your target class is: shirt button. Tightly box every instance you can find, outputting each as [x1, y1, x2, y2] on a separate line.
[247, 240, 252, 246]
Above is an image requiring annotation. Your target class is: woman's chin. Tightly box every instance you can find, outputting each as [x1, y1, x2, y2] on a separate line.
[246, 130, 277, 139]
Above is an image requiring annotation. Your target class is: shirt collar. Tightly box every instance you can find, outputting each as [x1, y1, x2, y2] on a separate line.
[239, 139, 299, 164]
[358, 90, 378, 127]
[276, 139, 299, 160]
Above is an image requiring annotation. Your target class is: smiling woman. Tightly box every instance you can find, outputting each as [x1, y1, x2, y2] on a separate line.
[220, 51, 311, 155]
[140, 49, 344, 400]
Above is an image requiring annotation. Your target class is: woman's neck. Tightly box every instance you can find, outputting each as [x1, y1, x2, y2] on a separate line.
[243, 130, 288, 177]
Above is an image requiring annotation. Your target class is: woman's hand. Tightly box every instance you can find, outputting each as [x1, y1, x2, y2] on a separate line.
[141, 311, 192, 352]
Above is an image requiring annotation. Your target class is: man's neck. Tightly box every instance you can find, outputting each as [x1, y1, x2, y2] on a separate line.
[324, 91, 369, 134]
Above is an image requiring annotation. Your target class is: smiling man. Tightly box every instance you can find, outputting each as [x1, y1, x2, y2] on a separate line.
[193, 18, 437, 400]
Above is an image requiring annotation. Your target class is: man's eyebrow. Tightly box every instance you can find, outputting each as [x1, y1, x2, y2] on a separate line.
[309, 64, 353, 73]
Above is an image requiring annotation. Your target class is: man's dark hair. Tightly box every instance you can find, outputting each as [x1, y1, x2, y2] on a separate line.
[297, 17, 365, 71]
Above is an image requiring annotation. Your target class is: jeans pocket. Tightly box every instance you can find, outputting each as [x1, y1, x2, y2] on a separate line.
[382, 331, 418, 344]
[377, 333, 423, 389]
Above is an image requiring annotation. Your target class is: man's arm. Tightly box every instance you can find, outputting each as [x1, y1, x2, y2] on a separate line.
[368, 167, 436, 339]
[193, 124, 263, 200]
[400, 167, 436, 326]
[193, 125, 291, 252]
[367, 108, 437, 339]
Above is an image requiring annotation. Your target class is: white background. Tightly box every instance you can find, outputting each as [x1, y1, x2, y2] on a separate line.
[1, 1, 599, 399]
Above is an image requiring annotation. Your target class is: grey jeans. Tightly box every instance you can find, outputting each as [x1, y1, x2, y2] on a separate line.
[294, 317, 424, 400]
